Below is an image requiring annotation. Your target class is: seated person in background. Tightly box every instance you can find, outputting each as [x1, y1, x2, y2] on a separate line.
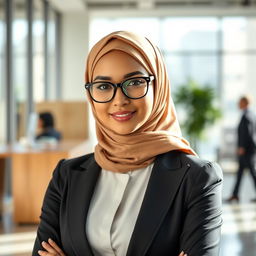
[36, 112, 62, 142]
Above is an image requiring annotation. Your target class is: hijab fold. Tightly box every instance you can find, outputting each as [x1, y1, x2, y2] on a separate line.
[85, 31, 196, 173]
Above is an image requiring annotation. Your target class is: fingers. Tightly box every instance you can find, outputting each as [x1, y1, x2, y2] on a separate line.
[48, 239, 65, 256]
[39, 241, 56, 255]
[38, 239, 65, 256]
[179, 251, 188, 256]
[38, 250, 47, 256]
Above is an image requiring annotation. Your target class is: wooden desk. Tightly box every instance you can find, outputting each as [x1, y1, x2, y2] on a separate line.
[0, 153, 8, 215]
[0, 141, 92, 224]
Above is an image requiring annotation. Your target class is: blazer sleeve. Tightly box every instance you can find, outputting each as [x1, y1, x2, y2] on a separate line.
[32, 159, 66, 255]
[180, 161, 223, 256]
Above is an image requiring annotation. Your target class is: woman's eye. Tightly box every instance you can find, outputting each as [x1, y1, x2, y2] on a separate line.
[96, 83, 112, 90]
[127, 79, 143, 86]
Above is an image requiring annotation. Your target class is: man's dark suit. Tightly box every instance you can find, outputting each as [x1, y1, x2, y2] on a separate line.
[32, 151, 222, 256]
[233, 109, 256, 197]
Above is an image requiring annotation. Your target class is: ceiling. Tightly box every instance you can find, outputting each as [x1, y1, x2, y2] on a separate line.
[49, 0, 256, 12]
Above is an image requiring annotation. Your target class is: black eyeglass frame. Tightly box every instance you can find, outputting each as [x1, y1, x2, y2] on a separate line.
[84, 75, 154, 103]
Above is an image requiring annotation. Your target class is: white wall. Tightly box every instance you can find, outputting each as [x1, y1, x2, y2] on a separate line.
[62, 12, 89, 101]
[61, 12, 97, 149]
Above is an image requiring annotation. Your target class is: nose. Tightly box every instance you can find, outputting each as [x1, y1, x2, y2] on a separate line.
[112, 88, 130, 106]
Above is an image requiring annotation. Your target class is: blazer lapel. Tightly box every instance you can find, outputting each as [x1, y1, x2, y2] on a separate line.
[126, 151, 190, 256]
[67, 155, 100, 256]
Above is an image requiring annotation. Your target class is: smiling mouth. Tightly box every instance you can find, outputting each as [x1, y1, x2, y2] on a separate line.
[110, 111, 136, 121]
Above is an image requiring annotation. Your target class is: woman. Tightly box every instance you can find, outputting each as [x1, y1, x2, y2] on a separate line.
[32, 31, 222, 256]
[36, 112, 62, 142]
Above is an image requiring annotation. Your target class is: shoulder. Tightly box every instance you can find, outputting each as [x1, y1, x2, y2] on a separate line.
[52, 153, 95, 179]
[46, 153, 97, 195]
[159, 151, 223, 207]
[182, 153, 223, 185]
[160, 150, 223, 184]
[60, 153, 95, 171]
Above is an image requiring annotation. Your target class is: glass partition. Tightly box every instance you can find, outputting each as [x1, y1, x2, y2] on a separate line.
[162, 17, 219, 52]
[48, 6, 57, 100]
[0, 0, 5, 143]
[89, 17, 160, 49]
[33, 0, 45, 102]
[222, 17, 256, 51]
[13, 0, 28, 140]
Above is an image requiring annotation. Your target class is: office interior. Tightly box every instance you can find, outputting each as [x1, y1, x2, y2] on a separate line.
[0, 0, 256, 255]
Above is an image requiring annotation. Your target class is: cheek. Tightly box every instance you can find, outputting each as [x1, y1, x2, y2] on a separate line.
[145, 87, 154, 112]
[93, 103, 109, 120]
[138, 89, 154, 118]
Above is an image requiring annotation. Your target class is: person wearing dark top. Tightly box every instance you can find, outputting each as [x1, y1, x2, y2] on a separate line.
[32, 31, 222, 256]
[227, 96, 256, 202]
[36, 112, 62, 141]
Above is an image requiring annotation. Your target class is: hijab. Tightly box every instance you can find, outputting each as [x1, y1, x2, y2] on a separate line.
[85, 31, 196, 173]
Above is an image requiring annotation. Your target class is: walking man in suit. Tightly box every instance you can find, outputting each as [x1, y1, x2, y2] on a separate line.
[227, 96, 256, 202]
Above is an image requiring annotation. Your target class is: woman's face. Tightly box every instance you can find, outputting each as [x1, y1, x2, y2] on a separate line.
[91, 50, 154, 135]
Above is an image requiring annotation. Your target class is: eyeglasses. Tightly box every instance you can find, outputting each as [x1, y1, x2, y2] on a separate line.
[84, 76, 154, 103]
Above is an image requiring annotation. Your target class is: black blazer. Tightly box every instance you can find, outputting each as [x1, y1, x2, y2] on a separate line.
[238, 109, 256, 154]
[32, 151, 223, 256]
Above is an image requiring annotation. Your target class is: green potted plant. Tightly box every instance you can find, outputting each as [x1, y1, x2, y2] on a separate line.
[174, 79, 221, 151]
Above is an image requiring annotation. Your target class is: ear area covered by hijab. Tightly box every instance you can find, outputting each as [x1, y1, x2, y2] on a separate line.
[85, 31, 196, 173]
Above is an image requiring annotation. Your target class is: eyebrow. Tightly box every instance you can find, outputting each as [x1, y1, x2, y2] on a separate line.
[93, 71, 145, 81]
[123, 71, 145, 78]
[94, 76, 111, 81]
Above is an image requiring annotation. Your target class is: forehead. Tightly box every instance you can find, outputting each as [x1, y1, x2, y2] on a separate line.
[92, 50, 148, 78]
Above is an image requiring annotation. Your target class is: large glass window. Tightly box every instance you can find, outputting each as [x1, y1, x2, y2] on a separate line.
[222, 17, 256, 51]
[13, 0, 28, 140]
[48, 6, 57, 100]
[0, 0, 60, 143]
[89, 17, 160, 49]
[33, 0, 45, 102]
[165, 54, 219, 93]
[220, 17, 256, 162]
[161, 17, 220, 102]
[0, 0, 5, 143]
[162, 18, 220, 158]
[161, 18, 219, 52]
[222, 17, 256, 126]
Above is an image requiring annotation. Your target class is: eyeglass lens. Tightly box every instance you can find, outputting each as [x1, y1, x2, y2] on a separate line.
[89, 77, 148, 102]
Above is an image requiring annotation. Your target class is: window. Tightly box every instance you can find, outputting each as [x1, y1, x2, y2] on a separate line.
[33, 0, 45, 102]
[89, 17, 160, 49]
[0, 0, 5, 143]
[222, 17, 256, 127]
[13, 0, 28, 140]
[47, 6, 57, 100]
[161, 17, 219, 52]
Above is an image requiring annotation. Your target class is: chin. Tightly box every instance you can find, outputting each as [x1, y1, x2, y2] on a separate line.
[113, 129, 134, 135]
[109, 125, 136, 135]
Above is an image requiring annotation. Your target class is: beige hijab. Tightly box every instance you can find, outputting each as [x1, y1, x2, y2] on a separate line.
[85, 31, 196, 173]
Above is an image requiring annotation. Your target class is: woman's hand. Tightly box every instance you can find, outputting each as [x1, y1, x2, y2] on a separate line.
[179, 251, 188, 256]
[38, 238, 66, 256]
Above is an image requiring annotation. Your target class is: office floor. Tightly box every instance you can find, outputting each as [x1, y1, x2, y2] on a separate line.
[0, 172, 256, 256]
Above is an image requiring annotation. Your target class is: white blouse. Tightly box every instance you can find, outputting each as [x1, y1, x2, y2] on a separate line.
[86, 164, 154, 256]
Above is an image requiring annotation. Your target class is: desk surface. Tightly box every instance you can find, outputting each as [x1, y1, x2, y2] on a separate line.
[1, 140, 92, 223]
[0, 140, 87, 157]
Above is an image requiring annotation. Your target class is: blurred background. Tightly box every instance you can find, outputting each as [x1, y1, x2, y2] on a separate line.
[0, 0, 256, 255]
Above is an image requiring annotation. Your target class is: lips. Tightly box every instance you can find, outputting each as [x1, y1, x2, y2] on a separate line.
[110, 111, 135, 122]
